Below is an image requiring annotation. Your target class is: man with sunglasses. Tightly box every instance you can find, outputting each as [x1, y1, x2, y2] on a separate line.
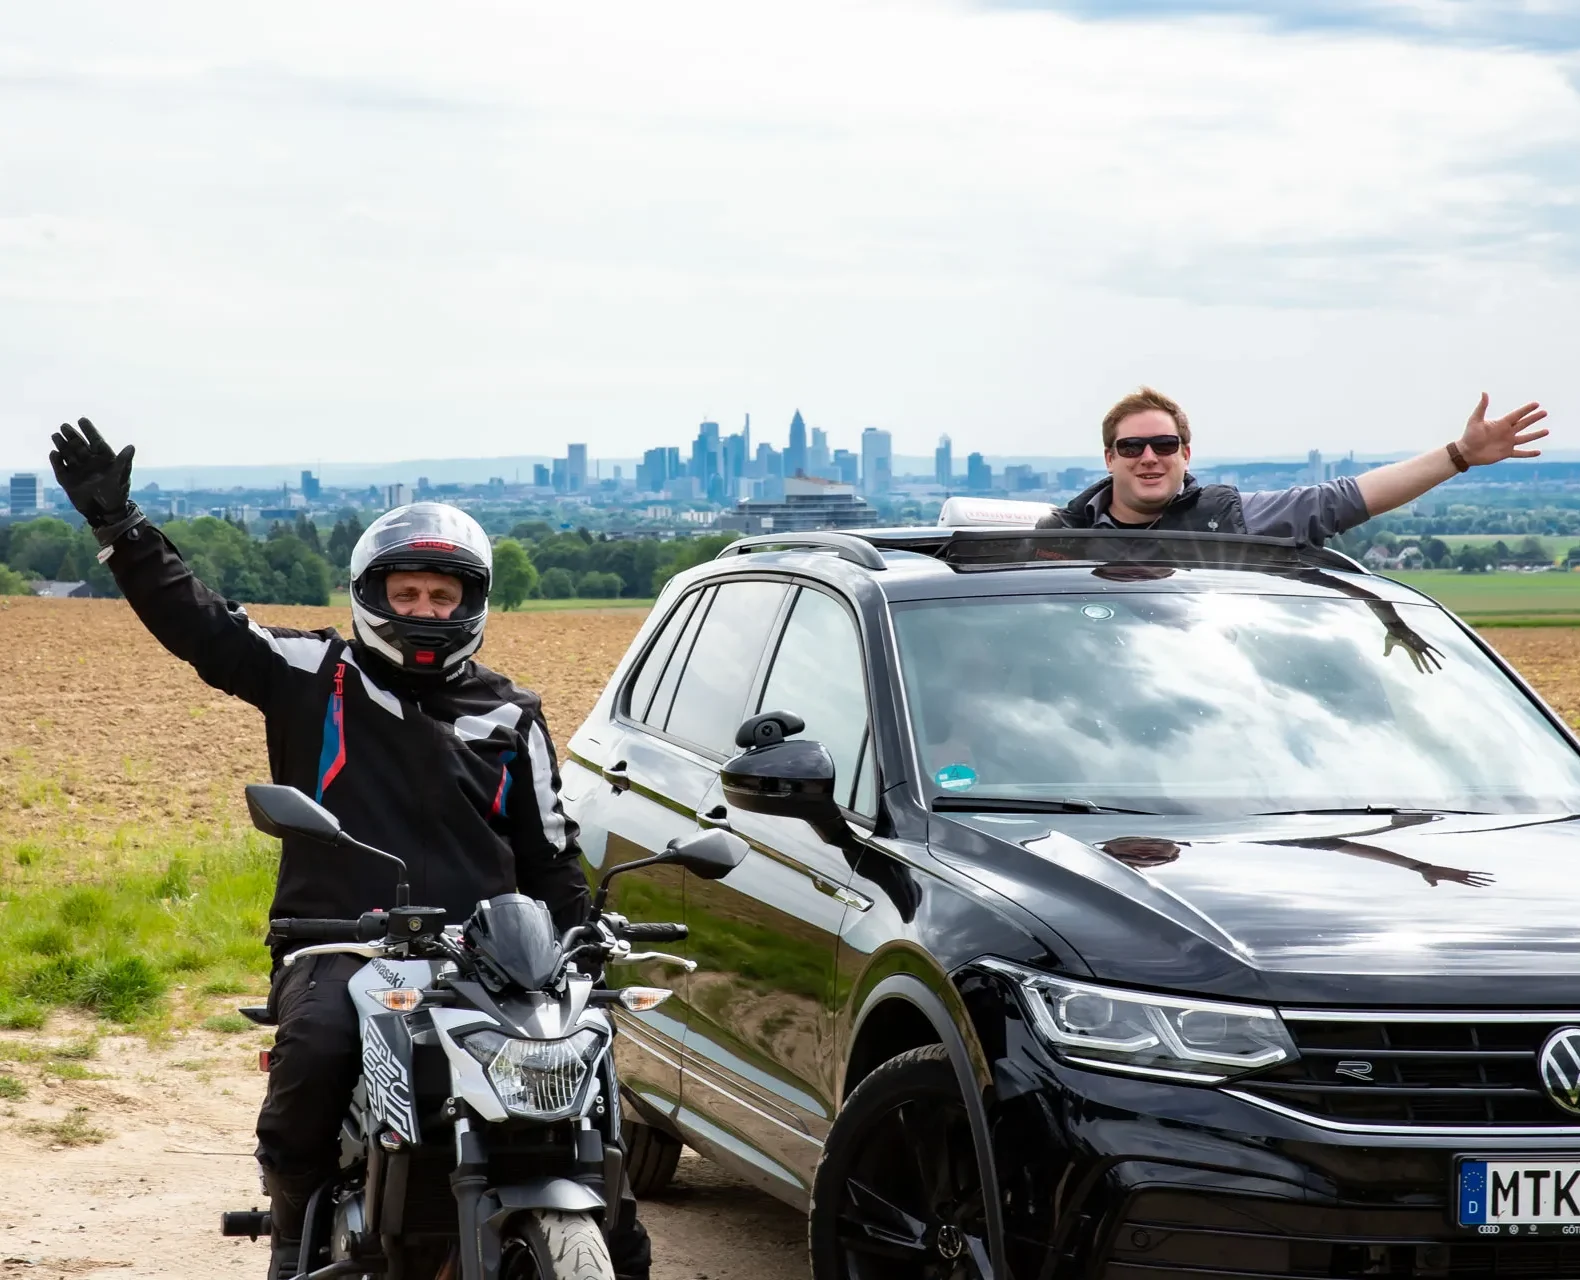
[1038, 387, 1548, 542]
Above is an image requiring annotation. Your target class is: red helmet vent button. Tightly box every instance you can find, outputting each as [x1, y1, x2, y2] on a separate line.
[414, 650, 437, 666]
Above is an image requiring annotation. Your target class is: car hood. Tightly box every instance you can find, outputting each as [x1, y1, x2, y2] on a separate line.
[932, 809, 1580, 1004]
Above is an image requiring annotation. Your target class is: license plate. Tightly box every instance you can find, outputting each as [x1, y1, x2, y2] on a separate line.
[1458, 1156, 1580, 1234]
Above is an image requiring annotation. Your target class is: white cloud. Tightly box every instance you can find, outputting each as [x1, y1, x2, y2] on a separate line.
[0, 0, 1577, 467]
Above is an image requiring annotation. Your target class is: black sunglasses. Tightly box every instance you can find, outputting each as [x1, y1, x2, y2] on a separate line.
[1113, 434, 1183, 459]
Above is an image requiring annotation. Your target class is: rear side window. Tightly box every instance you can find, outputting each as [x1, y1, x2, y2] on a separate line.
[663, 581, 788, 755]
[626, 589, 703, 723]
[757, 588, 875, 815]
[640, 587, 712, 731]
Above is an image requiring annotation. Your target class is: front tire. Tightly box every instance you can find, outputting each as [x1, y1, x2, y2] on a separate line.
[810, 1044, 989, 1280]
[502, 1210, 615, 1280]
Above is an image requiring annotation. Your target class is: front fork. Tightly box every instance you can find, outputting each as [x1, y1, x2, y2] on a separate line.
[451, 1118, 498, 1280]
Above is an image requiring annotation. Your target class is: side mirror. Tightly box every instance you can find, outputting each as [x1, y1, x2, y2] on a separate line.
[721, 714, 852, 846]
[663, 829, 748, 880]
[245, 784, 343, 844]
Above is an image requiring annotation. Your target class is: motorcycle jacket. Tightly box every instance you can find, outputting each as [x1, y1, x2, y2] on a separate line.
[103, 522, 589, 953]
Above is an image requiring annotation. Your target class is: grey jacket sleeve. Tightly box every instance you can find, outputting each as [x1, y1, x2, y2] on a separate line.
[1241, 477, 1370, 543]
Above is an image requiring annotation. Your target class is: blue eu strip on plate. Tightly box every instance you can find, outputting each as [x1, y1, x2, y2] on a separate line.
[1460, 1160, 1488, 1225]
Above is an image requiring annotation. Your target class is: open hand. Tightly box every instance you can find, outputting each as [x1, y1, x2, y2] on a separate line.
[48, 418, 135, 527]
[1458, 394, 1549, 467]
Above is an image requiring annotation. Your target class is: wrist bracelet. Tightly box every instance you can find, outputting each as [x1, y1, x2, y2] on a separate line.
[1446, 441, 1470, 473]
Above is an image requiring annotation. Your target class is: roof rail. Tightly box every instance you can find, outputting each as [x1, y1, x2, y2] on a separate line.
[714, 531, 888, 571]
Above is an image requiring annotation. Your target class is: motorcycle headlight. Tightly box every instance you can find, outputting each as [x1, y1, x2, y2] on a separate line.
[460, 1028, 605, 1118]
[980, 959, 1295, 1083]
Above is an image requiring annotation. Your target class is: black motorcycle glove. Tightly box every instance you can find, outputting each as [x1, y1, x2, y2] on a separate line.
[48, 417, 144, 546]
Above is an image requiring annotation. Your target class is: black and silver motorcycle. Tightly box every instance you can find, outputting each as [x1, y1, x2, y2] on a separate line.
[220, 783, 746, 1280]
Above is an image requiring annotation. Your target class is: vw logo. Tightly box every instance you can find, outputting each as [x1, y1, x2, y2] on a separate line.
[1539, 1027, 1580, 1116]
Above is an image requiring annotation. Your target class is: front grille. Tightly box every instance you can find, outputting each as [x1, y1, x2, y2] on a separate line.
[1104, 1190, 1580, 1278]
[1234, 1014, 1579, 1129]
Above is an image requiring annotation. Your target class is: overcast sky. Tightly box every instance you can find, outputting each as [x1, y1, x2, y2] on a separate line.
[2, 0, 1577, 470]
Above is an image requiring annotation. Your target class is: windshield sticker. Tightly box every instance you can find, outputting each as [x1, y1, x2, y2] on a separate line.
[1081, 604, 1115, 620]
[935, 763, 978, 792]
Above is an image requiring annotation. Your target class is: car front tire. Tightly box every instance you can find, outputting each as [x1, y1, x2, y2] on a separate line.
[810, 1044, 989, 1280]
[624, 1118, 684, 1198]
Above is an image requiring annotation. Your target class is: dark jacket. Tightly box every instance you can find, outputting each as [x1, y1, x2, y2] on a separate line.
[105, 523, 589, 951]
[1037, 474, 1246, 533]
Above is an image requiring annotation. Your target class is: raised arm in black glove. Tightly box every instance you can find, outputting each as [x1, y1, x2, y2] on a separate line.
[48, 418, 146, 549]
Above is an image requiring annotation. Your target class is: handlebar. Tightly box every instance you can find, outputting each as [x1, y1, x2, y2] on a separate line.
[269, 913, 388, 943]
[617, 922, 688, 943]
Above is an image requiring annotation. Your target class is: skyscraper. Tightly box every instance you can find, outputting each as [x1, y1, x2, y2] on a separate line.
[861, 427, 892, 496]
[934, 435, 953, 488]
[9, 473, 38, 514]
[967, 452, 992, 492]
[567, 444, 588, 493]
[300, 470, 321, 502]
[810, 428, 831, 477]
[833, 450, 859, 488]
[786, 410, 809, 478]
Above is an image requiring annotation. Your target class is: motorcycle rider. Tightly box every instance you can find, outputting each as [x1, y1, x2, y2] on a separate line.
[47, 419, 652, 1280]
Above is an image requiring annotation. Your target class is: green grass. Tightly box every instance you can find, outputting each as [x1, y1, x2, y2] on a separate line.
[0, 1075, 25, 1100]
[1384, 570, 1580, 626]
[0, 834, 277, 1026]
[201, 1013, 252, 1034]
[501, 597, 655, 612]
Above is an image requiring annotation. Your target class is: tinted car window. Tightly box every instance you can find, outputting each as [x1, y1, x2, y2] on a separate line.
[644, 586, 712, 731]
[758, 588, 874, 814]
[893, 592, 1580, 814]
[626, 589, 702, 722]
[664, 581, 788, 754]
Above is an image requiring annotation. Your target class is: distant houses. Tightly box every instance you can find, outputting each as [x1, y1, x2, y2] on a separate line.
[30, 580, 94, 599]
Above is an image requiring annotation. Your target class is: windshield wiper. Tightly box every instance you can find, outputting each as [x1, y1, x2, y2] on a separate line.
[932, 796, 1161, 816]
[1253, 805, 1492, 817]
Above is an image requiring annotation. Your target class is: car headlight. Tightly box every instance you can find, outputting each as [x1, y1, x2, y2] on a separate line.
[980, 959, 1296, 1083]
[459, 1028, 605, 1118]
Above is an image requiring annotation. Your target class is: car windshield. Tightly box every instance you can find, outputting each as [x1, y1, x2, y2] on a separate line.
[892, 590, 1580, 815]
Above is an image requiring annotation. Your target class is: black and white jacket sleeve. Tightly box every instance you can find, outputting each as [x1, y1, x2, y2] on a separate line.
[507, 701, 591, 934]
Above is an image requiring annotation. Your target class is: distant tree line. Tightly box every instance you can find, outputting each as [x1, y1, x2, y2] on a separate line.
[486, 525, 740, 609]
[0, 512, 335, 605]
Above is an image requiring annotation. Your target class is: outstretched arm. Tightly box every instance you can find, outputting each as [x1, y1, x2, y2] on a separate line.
[1355, 395, 1548, 518]
[48, 418, 318, 709]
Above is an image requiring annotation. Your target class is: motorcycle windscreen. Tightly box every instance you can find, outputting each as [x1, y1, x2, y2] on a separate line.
[467, 893, 562, 991]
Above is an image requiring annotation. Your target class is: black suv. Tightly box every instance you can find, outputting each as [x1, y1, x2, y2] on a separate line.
[563, 526, 1580, 1280]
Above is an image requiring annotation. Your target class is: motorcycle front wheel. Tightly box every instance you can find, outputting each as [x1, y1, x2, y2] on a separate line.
[501, 1210, 615, 1280]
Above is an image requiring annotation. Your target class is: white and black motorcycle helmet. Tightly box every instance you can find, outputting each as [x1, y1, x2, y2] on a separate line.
[349, 503, 493, 675]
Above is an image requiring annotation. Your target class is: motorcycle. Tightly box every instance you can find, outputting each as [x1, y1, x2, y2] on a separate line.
[220, 783, 747, 1280]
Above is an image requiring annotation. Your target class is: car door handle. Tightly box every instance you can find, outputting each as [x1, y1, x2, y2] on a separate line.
[699, 806, 732, 832]
[602, 761, 630, 793]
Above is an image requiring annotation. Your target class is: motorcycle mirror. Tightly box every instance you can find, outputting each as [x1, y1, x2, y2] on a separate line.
[245, 784, 343, 844]
[591, 826, 749, 913]
[662, 828, 749, 880]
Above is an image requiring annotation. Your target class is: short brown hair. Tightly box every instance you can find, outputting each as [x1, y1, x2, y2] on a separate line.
[1102, 387, 1190, 450]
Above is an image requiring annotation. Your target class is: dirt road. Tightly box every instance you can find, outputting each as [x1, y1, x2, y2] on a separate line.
[0, 1021, 807, 1280]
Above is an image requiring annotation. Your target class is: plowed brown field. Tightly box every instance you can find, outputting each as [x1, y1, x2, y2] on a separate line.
[4, 596, 1580, 852]
[0, 596, 646, 851]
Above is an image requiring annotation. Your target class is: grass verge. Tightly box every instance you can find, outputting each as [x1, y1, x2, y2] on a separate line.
[0, 833, 277, 1027]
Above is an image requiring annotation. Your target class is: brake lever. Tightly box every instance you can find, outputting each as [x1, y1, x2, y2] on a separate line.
[282, 942, 390, 966]
[610, 951, 697, 972]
